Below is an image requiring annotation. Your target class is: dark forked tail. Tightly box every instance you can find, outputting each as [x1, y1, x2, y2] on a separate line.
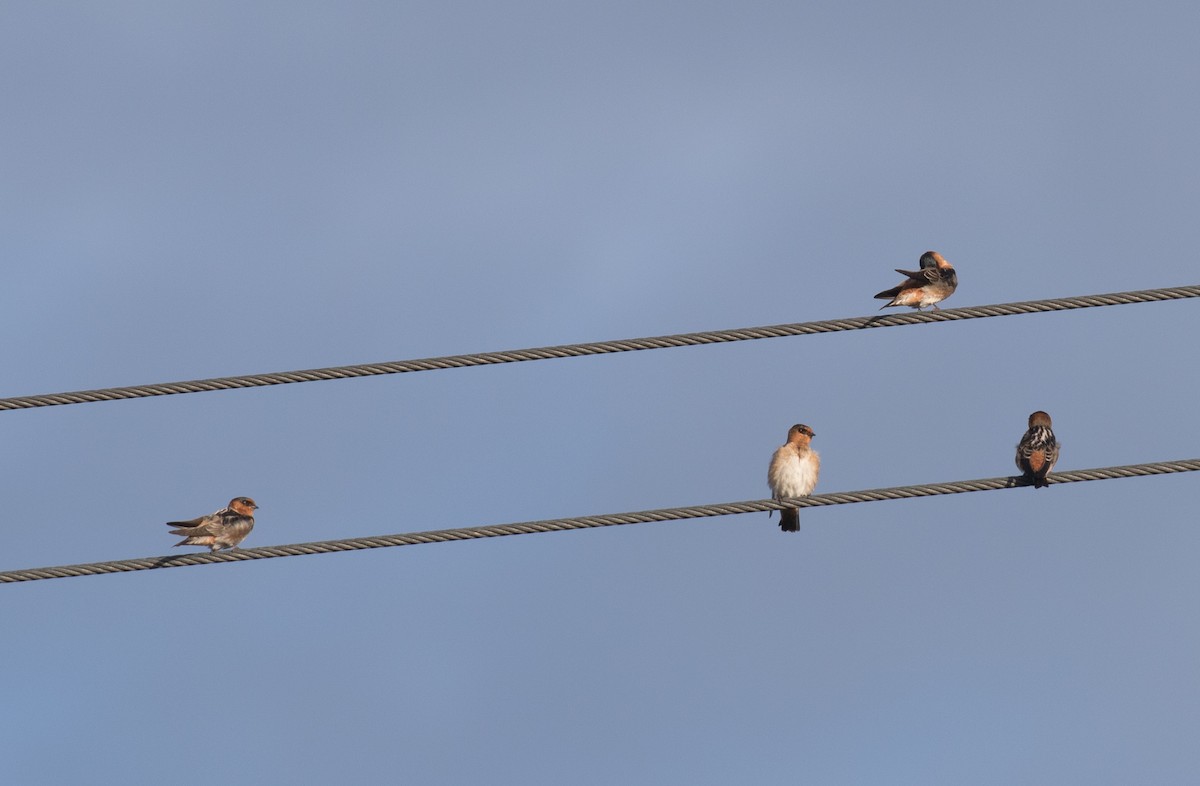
[779, 508, 800, 533]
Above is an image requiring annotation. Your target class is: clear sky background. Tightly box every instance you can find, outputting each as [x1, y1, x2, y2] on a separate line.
[2, 2, 1199, 784]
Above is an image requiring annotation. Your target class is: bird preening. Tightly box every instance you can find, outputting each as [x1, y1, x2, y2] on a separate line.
[165, 497, 259, 552]
[768, 424, 820, 532]
[874, 251, 958, 311]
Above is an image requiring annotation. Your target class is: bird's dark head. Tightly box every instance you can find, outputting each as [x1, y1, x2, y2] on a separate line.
[920, 251, 952, 270]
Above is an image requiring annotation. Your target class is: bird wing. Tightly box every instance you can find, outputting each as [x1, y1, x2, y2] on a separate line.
[166, 520, 216, 537]
[1044, 441, 1061, 473]
[165, 506, 231, 535]
[894, 267, 944, 283]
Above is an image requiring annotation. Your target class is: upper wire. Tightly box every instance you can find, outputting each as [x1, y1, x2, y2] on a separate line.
[1, 284, 1197, 412]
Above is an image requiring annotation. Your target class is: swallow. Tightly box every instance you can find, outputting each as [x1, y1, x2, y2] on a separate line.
[874, 251, 958, 310]
[767, 424, 820, 532]
[165, 497, 258, 552]
[1015, 411, 1059, 488]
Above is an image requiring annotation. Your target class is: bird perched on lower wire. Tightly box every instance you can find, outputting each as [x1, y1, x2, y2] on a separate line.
[1015, 411, 1059, 488]
[165, 497, 259, 552]
[874, 251, 958, 310]
[768, 424, 820, 532]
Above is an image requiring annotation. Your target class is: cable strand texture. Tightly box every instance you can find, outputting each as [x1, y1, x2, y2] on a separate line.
[3, 458, 1197, 584]
[2, 285, 1197, 411]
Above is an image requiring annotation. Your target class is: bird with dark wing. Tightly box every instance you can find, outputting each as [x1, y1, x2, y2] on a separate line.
[1015, 412, 1059, 489]
[874, 251, 958, 310]
[165, 497, 259, 552]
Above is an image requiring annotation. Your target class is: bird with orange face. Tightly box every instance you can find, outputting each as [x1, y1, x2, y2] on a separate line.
[1015, 412, 1059, 488]
[874, 251, 958, 310]
[768, 424, 820, 532]
[165, 497, 259, 552]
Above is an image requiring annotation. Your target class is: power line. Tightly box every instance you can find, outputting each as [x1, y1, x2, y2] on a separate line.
[1, 284, 1197, 412]
[4, 458, 1196, 584]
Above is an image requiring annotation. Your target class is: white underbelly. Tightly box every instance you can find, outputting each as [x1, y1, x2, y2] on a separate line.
[771, 453, 819, 497]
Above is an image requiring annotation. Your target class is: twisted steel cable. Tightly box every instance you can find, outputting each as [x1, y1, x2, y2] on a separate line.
[3, 458, 1196, 584]
[1, 284, 1197, 412]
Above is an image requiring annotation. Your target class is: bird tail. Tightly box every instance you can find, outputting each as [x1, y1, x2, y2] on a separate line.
[874, 285, 901, 301]
[778, 508, 800, 533]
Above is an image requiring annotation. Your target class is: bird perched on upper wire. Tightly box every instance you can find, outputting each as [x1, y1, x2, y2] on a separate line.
[165, 497, 259, 552]
[874, 251, 958, 310]
[768, 424, 820, 532]
[1015, 411, 1059, 488]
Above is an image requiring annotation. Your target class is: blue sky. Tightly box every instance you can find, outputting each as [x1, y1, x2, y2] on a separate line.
[2, 2, 1199, 783]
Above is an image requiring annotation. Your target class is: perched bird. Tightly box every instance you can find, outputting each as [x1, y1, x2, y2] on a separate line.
[874, 251, 958, 310]
[165, 497, 258, 552]
[768, 424, 820, 532]
[1015, 411, 1059, 488]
